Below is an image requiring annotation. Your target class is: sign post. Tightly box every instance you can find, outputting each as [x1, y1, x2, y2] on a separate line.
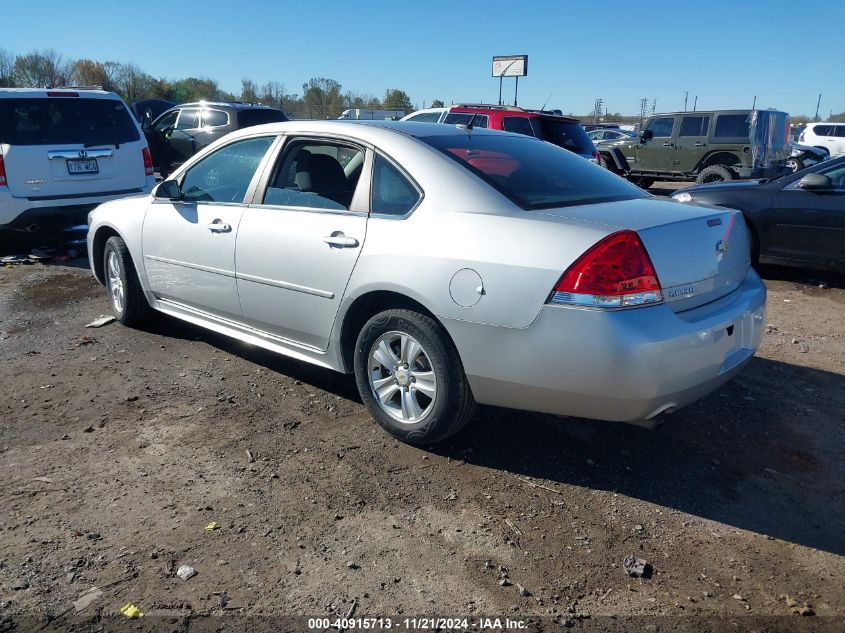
[492, 55, 528, 107]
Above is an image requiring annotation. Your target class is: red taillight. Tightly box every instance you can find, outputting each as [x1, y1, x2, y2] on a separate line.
[550, 230, 662, 308]
[47, 91, 79, 97]
[0, 154, 6, 187]
[142, 147, 154, 176]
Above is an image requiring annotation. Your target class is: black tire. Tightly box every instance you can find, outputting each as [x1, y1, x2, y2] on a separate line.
[353, 309, 475, 445]
[102, 236, 152, 327]
[630, 177, 655, 189]
[696, 165, 734, 184]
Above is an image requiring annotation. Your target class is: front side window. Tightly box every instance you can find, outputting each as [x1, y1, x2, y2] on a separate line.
[262, 140, 364, 211]
[180, 136, 275, 203]
[154, 110, 178, 132]
[371, 154, 421, 216]
[646, 117, 675, 138]
[502, 116, 535, 137]
[420, 132, 645, 210]
[175, 108, 200, 130]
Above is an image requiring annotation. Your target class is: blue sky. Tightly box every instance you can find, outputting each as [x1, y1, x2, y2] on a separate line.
[3, 0, 842, 116]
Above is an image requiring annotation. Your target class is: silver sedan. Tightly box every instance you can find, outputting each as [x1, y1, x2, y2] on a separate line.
[87, 121, 766, 444]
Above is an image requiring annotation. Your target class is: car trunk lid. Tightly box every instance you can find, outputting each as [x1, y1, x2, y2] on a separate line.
[543, 198, 751, 312]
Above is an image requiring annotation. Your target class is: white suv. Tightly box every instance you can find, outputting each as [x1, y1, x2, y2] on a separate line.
[799, 122, 845, 157]
[0, 88, 155, 232]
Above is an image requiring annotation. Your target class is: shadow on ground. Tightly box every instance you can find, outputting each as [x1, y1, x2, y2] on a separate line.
[143, 308, 845, 557]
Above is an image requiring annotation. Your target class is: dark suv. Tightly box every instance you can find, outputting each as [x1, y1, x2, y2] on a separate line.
[599, 109, 792, 186]
[144, 102, 288, 177]
[442, 104, 599, 163]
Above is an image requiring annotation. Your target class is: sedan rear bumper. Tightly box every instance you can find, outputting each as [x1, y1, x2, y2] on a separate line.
[444, 268, 766, 426]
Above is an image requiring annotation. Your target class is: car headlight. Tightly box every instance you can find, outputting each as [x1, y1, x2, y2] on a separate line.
[672, 192, 693, 203]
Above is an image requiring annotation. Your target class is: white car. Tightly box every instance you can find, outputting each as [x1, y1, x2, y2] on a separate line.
[799, 122, 845, 158]
[0, 88, 155, 233]
[399, 107, 449, 123]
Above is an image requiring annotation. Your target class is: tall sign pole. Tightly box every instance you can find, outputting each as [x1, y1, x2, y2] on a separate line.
[492, 55, 528, 108]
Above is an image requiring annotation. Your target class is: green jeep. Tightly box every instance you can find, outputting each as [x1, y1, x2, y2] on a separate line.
[599, 109, 792, 187]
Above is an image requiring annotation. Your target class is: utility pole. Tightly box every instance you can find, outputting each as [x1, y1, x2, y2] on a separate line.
[684, 91, 688, 112]
[693, 96, 698, 111]
[638, 97, 648, 128]
[814, 93, 822, 121]
[593, 98, 604, 123]
[752, 95, 756, 110]
[651, 98, 656, 115]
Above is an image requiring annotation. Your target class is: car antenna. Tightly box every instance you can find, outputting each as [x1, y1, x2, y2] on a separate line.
[540, 94, 552, 111]
[466, 114, 477, 129]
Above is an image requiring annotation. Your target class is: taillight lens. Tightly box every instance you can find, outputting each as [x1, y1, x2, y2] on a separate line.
[549, 230, 663, 308]
[142, 147, 154, 176]
[0, 154, 6, 186]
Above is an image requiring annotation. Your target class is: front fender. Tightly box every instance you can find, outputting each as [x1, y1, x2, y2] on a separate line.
[87, 194, 152, 289]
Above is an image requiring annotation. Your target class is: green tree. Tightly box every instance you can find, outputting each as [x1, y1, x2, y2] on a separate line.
[241, 78, 258, 102]
[430, 99, 445, 108]
[302, 77, 343, 119]
[382, 88, 412, 112]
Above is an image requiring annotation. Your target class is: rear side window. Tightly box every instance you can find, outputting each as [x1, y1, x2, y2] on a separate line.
[714, 114, 750, 138]
[0, 97, 140, 146]
[834, 126, 845, 138]
[502, 116, 535, 136]
[679, 116, 709, 137]
[420, 133, 645, 210]
[371, 154, 420, 216]
[180, 136, 275, 203]
[532, 118, 593, 153]
[443, 113, 489, 128]
[238, 108, 288, 127]
[202, 109, 229, 127]
[406, 112, 442, 123]
[812, 125, 832, 136]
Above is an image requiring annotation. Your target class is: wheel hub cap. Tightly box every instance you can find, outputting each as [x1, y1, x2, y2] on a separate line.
[367, 331, 436, 424]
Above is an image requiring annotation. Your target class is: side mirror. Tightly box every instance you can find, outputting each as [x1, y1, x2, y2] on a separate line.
[796, 172, 833, 191]
[154, 179, 181, 200]
[640, 129, 654, 141]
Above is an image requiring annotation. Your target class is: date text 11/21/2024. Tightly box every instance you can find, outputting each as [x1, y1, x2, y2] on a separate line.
[306, 617, 527, 630]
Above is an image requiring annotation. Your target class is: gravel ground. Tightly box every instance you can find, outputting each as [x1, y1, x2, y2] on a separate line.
[0, 256, 843, 632]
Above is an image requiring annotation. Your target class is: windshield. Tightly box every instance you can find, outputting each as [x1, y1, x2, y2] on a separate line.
[0, 97, 140, 146]
[532, 118, 594, 154]
[419, 132, 646, 210]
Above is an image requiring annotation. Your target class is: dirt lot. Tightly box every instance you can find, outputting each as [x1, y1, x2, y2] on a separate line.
[1, 252, 844, 631]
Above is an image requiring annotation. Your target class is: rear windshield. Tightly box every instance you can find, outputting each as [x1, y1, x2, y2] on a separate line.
[0, 97, 140, 146]
[419, 133, 645, 210]
[531, 118, 594, 154]
[237, 108, 288, 127]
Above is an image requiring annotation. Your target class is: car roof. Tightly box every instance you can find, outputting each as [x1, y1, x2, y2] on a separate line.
[0, 88, 121, 99]
[449, 104, 579, 122]
[176, 101, 282, 110]
[651, 109, 787, 116]
[223, 119, 531, 144]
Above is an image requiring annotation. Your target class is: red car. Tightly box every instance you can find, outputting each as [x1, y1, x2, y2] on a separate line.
[443, 104, 600, 164]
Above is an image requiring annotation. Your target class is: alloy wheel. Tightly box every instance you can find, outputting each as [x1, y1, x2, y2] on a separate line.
[367, 331, 436, 423]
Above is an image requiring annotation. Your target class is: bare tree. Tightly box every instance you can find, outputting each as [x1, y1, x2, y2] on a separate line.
[0, 48, 14, 87]
[13, 49, 71, 87]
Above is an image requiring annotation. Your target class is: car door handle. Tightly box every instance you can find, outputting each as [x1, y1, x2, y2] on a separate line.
[323, 234, 359, 248]
[662, 142, 673, 147]
[207, 220, 231, 233]
[694, 142, 707, 147]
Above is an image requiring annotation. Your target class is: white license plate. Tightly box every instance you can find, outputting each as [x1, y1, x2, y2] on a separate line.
[67, 159, 99, 174]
